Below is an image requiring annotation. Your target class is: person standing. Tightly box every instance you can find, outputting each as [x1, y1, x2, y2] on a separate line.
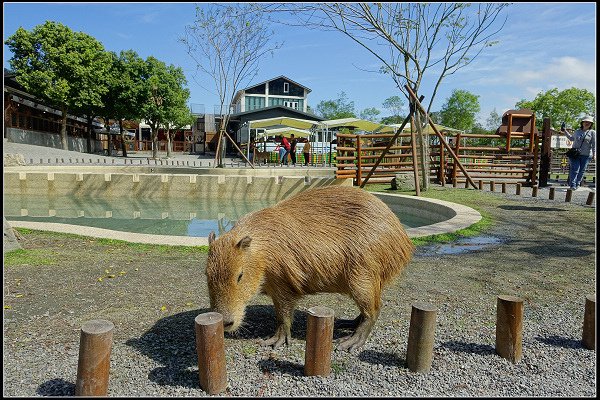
[562, 115, 596, 190]
[302, 139, 311, 166]
[289, 134, 297, 166]
[281, 135, 291, 166]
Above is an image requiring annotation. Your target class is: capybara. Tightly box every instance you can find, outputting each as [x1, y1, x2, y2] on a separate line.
[206, 185, 414, 351]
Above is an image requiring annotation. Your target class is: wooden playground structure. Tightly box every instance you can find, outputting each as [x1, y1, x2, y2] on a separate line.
[335, 85, 565, 192]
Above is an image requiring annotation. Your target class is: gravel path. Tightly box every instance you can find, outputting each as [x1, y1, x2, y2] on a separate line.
[3, 140, 597, 397]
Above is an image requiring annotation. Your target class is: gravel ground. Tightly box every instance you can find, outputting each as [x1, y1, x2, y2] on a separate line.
[3, 141, 597, 397]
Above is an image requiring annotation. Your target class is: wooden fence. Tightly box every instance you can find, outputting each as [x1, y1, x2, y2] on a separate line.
[333, 116, 594, 188]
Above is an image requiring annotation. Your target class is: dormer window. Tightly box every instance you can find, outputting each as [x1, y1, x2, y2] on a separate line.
[283, 82, 289, 93]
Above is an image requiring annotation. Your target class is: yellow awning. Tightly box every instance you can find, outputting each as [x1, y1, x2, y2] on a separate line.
[320, 118, 396, 133]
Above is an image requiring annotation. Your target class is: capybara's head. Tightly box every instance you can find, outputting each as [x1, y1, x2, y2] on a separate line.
[206, 230, 263, 332]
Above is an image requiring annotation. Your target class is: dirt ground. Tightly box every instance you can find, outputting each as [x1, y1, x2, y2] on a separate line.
[3, 185, 596, 396]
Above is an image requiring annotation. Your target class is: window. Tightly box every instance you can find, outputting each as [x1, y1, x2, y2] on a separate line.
[283, 82, 289, 93]
[284, 100, 299, 109]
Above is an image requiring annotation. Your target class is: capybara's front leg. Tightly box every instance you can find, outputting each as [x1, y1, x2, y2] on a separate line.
[259, 293, 298, 348]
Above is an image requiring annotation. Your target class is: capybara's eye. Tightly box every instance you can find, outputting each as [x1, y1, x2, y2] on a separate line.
[237, 272, 243, 283]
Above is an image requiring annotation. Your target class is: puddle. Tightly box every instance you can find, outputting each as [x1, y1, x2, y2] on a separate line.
[417, 236, 504, 256]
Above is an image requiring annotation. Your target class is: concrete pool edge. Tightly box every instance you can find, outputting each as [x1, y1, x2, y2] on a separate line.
[7, 192, 481, 246]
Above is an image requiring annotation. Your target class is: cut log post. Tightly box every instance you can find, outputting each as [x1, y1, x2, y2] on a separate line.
[502, 182, 507, 193]
[478, 180, 484, 190]
[75, 319, 114, 396]
[582, 294, 595, 350]
[304, 306, 335, 376]
[406, 302, 438, 373]
[495, 295, 523, 363]
[565, 188, 573, 202]
[516, 183, 522, 195]
[490, 181, 495, 192]
[549, 187, 555, 200]
[586, 192, 595, 206]
[195, 312, 227, 394]
[532, 185, 538, 197]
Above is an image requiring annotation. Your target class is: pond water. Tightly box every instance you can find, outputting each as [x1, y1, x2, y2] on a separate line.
[4, 193, 435, 238]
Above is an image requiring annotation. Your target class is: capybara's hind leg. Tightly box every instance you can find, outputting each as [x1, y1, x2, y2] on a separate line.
[337, 280, 382, 351]
[259, 293, 299, 348]
[335, 314, 365, 329]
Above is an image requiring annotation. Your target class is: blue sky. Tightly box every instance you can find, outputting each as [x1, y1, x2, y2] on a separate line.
[3, 2, 597, 125]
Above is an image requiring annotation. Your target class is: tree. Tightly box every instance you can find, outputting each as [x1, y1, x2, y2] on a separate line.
[180, 3, 282, 167]
[439, 89, 480, 132]
[260, 3, 509, 190]
[140, 57, 190, 159]
[164, 93, 194, 159]
[315, 91, 357, 119]
[515, 88, 596, 130]
[5, 21, 110, 150]
[360, 107, 381, 122]
[380, 95, 406, 124]
[99, 50, 147, 157]
[485, 108, 502, 132]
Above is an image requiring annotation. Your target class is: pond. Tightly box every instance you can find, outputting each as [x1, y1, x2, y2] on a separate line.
[4, 193, 438, 238]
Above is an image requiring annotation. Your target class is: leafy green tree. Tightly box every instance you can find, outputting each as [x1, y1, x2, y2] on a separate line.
[360, 107, 381, 122]
[5, 21, 110, 150]
[163, 88, 193, 159]
[515, 88, 596, 130]
[102, 50, 148, 157]
[315, 91, 357, 119]
[439, 89, 481, 132]
[139, 57, 190, 159]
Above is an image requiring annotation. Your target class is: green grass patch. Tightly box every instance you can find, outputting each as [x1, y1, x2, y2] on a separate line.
[4, 248, 58, 266]
[13, 228, 209, 254]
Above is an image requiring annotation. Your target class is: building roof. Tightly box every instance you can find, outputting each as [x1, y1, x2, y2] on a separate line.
[232, 75, 312, 104]
[244, 75, 312, 93]
[231, 105, 323, 121]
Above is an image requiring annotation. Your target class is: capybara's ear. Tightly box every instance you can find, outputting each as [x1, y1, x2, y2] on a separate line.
[208, 231, 216, 244]
[236, 236, 252, 249]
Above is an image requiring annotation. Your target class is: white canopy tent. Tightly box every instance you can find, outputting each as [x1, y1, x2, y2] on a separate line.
[260, 127, 312, 138]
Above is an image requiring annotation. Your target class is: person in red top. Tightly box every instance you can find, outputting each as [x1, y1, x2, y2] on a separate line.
[281, 136, 291, 165]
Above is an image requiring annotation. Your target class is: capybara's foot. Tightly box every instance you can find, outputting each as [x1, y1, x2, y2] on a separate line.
[336, 333, 367, 352]
[335, 318, 375, 351]
[258, 326, 291, 348]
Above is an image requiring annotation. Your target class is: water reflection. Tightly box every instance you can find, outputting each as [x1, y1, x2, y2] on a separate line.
[4, 193, 431, 238]
[4, 194, 274, 237]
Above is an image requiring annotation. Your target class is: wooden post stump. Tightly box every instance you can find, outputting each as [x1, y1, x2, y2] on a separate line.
[75, 319, 114, 396]
[582, 294, 595, 350]
[502, 182, 507, 193]
[490, 181, 495, 192]
[549, 187, 555, 200]
[495, 295, 523, 363]
[586, 192, 595, 206]
[195, 312, 227, 394]
[565, 188, 573, 202]
[406, 302, 438, 373]
[516, 183, 521, 195]
[304, 306, 335, 376]
[478, 180, 484, 190]
[532, 185, 538, 197]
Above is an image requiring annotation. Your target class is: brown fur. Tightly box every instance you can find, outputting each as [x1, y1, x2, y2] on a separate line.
[206, 185, 414, 350]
